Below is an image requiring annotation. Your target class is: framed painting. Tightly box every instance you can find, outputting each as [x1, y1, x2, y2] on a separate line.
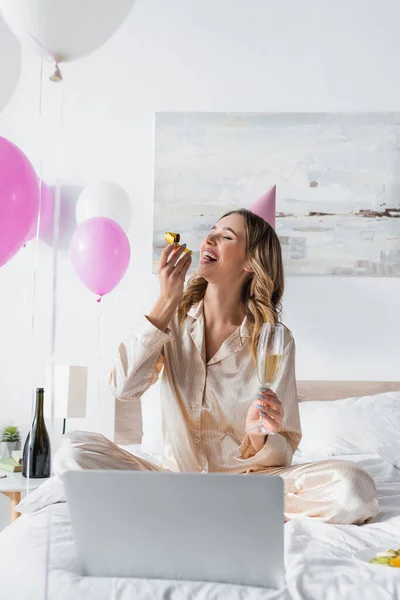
[154, 112, 400, 276]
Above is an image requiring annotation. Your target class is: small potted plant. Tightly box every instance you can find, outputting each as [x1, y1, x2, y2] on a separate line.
[0, 426, 21, 459]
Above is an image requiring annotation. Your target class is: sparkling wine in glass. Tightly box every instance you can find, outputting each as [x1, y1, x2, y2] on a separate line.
[247, 323, 284, 435]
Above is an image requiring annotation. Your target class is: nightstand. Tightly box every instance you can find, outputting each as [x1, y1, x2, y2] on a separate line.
[0, 473, 47, 523]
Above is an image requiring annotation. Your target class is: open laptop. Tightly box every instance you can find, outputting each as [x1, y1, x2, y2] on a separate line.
[63, 470, 284, 589]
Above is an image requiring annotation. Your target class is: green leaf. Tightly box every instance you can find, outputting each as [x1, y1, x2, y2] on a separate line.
[1, 426, 21, 443]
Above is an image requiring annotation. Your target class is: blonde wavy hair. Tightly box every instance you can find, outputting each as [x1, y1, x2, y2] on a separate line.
[177, 208, 285, 360]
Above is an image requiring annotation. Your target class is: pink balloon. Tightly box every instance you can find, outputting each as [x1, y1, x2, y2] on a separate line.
[26, 180, 54, 242]
[69, 217, 131, 298]
[0, 137, 39, 267]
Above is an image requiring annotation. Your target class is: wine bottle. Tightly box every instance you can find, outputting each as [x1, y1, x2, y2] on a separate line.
[22, 388, 51, 478]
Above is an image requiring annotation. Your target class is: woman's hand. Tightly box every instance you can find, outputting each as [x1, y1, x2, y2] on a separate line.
[158, 243, 192, 305]
[147, 244, 192, 333]
[246, 388, 284, 442]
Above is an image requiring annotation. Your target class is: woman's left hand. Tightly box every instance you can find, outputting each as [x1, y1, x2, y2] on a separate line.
[245, 388, 284, 435]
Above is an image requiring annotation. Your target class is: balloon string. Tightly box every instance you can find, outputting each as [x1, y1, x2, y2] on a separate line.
[97, 301, 113, 600]
[25, 60, 44, 497]
[97, 299, 103, 409]
[43, 511, 53, 600]
[43, 77, 65, 600]
[26, 31, 63, 81]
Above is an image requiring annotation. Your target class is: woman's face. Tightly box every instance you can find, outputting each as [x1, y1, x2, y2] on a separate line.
[197, 213, 250, 283]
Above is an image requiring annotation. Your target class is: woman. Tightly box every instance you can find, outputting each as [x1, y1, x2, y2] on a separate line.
[54, 209, 378, 524]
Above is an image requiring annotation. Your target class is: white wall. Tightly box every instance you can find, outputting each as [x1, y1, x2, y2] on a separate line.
[0, 0, 399, 525]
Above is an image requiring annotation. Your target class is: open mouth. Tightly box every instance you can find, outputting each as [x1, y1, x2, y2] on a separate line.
[201, 250, 219, 264]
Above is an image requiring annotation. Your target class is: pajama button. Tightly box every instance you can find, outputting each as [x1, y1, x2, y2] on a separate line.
[194, 438, 200, 444]
[192, 404, 198, 410]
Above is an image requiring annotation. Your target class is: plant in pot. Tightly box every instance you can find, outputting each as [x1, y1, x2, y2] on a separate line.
[0, 426, 21, 459]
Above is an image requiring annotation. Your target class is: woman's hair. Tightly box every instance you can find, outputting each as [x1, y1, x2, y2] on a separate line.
[177, 208, 285, 360]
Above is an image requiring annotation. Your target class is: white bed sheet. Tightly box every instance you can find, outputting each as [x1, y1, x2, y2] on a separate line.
[0, 453, 399, 600]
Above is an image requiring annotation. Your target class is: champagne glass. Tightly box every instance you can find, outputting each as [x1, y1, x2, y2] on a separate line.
[246, 323, 285, 435]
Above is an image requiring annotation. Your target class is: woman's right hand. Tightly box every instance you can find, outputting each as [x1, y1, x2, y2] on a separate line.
[158, 243, 192, 306]
[147, 244, 192, 333]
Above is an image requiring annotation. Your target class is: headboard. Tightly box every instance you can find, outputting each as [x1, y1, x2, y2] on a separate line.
[114, 381, 400, 445]
[115, 399, 142, 445]
[297, 381, 400, 402]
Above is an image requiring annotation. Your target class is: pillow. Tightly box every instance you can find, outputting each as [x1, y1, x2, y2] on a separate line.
[297, 392, 400, 463]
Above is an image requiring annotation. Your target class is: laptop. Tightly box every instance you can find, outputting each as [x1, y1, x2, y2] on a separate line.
[63, 470, 284, 589]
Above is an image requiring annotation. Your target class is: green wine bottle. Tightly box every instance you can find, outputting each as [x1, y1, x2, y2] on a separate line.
[22, 388, 51, 478]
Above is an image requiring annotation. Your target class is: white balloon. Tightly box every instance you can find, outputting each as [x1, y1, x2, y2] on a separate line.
[0, 17, 21, 113]
[76, 182, 132, 232]
[0, 0, 134, 63]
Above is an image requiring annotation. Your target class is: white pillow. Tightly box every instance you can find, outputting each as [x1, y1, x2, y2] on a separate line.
[297, 392, 400, 464]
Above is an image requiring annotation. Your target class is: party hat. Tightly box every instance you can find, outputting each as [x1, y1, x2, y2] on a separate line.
[248, 185, 276, 229]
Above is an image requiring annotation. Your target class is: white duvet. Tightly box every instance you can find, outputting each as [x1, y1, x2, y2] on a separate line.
[0, 453, 399, 600]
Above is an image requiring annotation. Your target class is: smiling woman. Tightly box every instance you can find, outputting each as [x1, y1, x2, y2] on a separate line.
[55, 207, 378, 526]
[179, 209, 284, 362]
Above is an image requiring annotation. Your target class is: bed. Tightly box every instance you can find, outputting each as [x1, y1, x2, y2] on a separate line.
[0, 381, 399, 600]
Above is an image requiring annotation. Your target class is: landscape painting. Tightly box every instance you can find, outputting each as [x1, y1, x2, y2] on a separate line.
[154, 112, 400, 276]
